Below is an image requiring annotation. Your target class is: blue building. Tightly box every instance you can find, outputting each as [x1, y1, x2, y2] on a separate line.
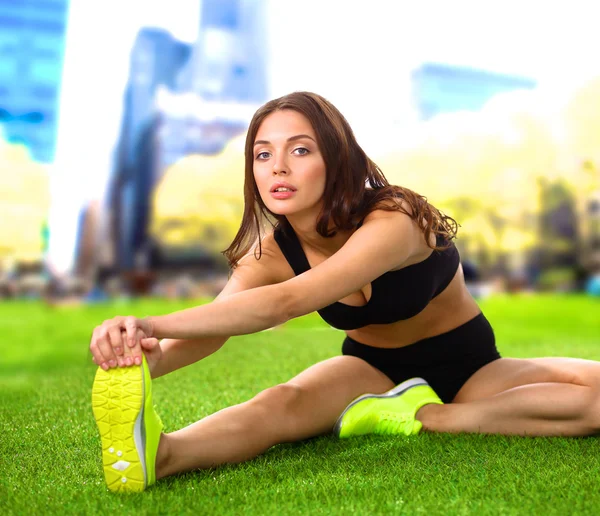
[158, 0, 268, 165]
[0, 0, 69, 163]
[108, 28, 192, 273]
[179, 0, 268, 103]
[107, 0, 269, 274]
[117, 28, 192, 170]
[412, 63, 537, 120]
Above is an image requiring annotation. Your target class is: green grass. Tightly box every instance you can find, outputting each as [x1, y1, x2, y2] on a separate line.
[1, 294, 600, 515]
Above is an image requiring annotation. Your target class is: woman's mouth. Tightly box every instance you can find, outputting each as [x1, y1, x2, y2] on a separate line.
[270, 188, 296, 200]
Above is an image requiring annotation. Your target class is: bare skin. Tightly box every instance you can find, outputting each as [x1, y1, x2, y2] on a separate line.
[90, 108, 600, 483]
[154, 230, 600, 479]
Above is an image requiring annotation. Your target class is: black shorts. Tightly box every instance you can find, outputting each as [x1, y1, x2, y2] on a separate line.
[341, 313, 501, 403]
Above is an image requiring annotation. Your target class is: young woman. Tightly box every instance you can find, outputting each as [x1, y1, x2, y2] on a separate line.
[90, 92, 600, 493]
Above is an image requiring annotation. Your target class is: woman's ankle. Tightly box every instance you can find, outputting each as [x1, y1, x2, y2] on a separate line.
[155, 433, 172, 480]
[416, 402, 445, 432]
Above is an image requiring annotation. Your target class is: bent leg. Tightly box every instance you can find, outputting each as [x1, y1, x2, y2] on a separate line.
[417, 357, 600, 436]
[157, 356, 394, 478]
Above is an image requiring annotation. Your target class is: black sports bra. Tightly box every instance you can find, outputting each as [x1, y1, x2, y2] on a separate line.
[273, 222, 460, 330]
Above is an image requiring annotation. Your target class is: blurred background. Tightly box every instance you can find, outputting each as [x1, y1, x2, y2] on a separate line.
[1, 0, 600, 303]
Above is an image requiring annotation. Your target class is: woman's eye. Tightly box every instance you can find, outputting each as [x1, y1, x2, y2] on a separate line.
[294, 147, 309, 156]
[256, 151, 270, 160]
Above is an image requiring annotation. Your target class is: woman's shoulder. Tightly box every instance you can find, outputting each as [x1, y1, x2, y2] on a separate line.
[361, 195, 414, 225]
[361, 198, 436, 257]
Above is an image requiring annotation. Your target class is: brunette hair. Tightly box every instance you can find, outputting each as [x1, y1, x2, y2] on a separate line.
[222, 91, 458, 269]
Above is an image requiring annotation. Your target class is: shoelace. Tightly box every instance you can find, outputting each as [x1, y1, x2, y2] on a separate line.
[375, 411, 415, 435]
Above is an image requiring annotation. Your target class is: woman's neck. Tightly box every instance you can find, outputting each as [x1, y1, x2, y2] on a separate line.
[285, 215, 353, 257]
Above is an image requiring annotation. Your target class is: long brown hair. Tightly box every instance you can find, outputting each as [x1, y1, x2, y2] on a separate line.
[222, 91, 458, 269]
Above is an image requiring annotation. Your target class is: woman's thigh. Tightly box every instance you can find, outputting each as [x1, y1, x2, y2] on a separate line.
[259, 355, 394, 441]
[453, 356, 600, 403]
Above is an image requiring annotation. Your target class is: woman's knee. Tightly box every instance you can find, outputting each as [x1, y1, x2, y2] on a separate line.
[249, 383, 304, 426]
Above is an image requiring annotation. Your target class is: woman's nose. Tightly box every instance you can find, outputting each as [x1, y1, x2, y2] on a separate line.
[272, 158, 288, 175]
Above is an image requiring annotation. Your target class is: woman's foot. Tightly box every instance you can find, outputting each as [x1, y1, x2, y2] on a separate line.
[334, 378, 443, 438]
[92, 355, 163, 492]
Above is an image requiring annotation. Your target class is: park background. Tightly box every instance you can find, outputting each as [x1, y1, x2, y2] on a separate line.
[1, 0, 599, 298]
[2, 1, 600, 514]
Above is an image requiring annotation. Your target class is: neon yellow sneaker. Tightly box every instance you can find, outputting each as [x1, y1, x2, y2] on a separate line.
[334, 378, 442, 438]
[92, 355, 163, 492]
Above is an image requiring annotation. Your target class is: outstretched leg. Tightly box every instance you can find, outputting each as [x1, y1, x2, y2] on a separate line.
[156, 356, 394, 479]
[417, 357, 600, 436]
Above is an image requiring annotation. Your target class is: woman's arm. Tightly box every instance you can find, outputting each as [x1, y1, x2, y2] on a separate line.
[92, 211, 417, 363]
[146, 210, 418, 340]
[150, 335, 227, 379]
[147, 265, 281, 378]
[147, 283, 286, 340]
[90, 235, 288, 371]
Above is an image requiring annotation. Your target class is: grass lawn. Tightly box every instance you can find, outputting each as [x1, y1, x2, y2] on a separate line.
[1, 294, 600, 515]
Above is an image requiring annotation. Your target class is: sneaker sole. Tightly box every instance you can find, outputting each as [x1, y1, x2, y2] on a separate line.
[333, 377, 427, 437]
[91, 365, 147, 492]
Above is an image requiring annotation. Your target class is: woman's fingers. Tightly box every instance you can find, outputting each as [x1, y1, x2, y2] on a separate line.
[107, 325, 125, 365]
[130, 328, 145, 365]
[139, 336, 162, 375]
[113, 334, 127, 367]
[90, 316, 150, 369]
[140, 337, 159, 350]
[136, 329, 151, 346]
[119, 328, 145, 366]
[106, 317, 129, 367]
[125, 316, 139, 348]
[121, 331, 135, 366]
[90, 325, 117, 370]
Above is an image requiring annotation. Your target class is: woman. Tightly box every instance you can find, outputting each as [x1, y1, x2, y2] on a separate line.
[90, 92, 600, 493]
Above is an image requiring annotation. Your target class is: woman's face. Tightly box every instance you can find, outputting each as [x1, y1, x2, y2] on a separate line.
[253, 109, 326, 218]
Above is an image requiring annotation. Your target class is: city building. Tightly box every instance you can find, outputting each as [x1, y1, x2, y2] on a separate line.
[412, 63, 537, 120]
[73, 199, 100, 280]
[106, 0, 268, 275]
[106, 28, 193, 272]
[0, 0, 69, 163]
[178, 0, 268, 103]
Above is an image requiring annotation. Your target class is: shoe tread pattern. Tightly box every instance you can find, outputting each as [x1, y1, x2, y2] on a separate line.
[91, 366, 145, 492]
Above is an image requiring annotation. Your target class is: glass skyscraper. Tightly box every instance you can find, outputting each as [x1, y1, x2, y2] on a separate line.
[0, 0, 69, 163]
[107, 0, 269, 272]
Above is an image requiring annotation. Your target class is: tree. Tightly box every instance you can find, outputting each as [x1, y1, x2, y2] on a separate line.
[375, 91, 556, 275]
[149, 135, 246, 260]
[562, 76, 600, 271]
[0, 140, 50, 267]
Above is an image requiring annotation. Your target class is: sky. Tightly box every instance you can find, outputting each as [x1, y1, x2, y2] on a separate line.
[48, 0, 600, 273]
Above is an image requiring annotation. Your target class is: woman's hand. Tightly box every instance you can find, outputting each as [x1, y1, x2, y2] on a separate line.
[89, 316, 154, 370]
[91, 329, 162, 376]
[139, 335, 163, 375]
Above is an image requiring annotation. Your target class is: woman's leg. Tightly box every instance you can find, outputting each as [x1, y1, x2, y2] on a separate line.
[416, 357, 600, 436]
[156, 356, 394, 479]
